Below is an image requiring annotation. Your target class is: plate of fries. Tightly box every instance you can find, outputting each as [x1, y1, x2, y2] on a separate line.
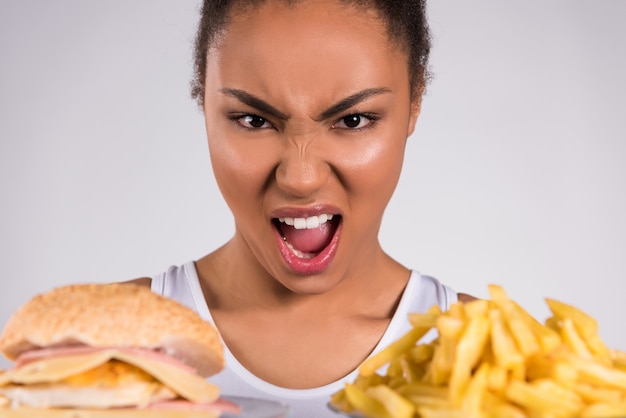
[329, 284, 626, 418]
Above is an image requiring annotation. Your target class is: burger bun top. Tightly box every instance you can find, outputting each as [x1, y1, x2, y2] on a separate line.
[0, 283, 224, 377]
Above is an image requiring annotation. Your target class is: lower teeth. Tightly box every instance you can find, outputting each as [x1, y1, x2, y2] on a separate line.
[284, 241, 314, 259]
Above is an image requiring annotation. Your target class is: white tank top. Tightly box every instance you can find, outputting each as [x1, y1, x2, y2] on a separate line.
[151, 262, 457, 418]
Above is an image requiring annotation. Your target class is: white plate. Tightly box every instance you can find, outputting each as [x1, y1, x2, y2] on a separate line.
[221, 396, 292, 418]
[327, 402, 365, 417]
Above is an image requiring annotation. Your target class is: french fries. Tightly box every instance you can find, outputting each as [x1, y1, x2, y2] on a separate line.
[330, 285, 626, 418]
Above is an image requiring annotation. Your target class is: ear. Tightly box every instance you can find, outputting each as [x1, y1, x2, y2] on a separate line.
[406, 95, 422, 137]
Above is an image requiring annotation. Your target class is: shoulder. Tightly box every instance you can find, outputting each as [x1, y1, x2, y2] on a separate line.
[124, 277, 152, 287]
[457, 292, 478, 303]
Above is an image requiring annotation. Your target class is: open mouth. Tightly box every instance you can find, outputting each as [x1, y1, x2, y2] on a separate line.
[272, 213, 341, 259]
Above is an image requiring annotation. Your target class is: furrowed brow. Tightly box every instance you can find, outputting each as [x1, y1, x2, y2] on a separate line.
[219, 88, 289, 120]
[315, 87, 391, 121]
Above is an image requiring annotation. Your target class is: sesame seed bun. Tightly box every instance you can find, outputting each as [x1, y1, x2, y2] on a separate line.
[0, 283, 223, 377]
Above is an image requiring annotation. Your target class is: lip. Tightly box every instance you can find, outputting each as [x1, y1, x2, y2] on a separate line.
[270, 205, 342, 275]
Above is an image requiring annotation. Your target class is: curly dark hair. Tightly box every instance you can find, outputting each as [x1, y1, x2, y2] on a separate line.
[190, 0, 431, 108]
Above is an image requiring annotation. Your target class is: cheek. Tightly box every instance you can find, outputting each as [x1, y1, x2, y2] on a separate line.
[332, 132, 406, 201]
[206, 121, 277, 206]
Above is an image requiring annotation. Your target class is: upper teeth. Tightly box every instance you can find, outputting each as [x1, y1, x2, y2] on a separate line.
[278, 214, 334, 230]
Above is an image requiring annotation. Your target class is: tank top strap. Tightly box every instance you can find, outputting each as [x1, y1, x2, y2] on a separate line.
[151, 262, 204, 315]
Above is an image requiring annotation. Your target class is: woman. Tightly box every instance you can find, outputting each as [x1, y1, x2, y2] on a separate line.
[135, 0, 472, 415]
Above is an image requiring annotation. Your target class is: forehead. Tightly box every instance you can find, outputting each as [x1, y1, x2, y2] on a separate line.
[205, 0, 409, 99]
[212, 0, 407, 64]
[212, 0, 397, 54]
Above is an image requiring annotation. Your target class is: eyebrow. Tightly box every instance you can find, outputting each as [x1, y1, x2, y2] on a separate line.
[315, 87, 391, 121]
[218, 87, 391, 121]
[219, 88, 289, 120]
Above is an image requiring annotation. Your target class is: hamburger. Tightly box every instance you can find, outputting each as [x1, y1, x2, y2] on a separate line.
[0, 283, 239, 417]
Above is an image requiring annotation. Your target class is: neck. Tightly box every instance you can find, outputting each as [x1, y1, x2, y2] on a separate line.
[195, 237, 411, 318]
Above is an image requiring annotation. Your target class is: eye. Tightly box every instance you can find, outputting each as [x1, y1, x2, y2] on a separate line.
[236, 114, 274, 129]
[332, 113, 377, 130]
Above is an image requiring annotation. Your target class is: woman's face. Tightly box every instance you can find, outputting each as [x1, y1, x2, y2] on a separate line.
[203, 0, 420, 294]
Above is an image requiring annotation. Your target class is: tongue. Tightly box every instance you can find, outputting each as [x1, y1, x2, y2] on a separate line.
[279, 221, 335, 253]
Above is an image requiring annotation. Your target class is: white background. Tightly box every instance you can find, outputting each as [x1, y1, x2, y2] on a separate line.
[1, 1, 625, 369]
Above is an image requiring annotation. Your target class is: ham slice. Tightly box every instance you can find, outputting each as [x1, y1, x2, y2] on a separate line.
[15, 345, 195, 374]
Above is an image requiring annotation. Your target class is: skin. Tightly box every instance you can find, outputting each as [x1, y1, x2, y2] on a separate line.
[133, 0, 475, 388]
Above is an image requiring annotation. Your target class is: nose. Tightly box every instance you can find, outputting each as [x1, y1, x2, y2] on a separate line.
[274, 138, 331, 198]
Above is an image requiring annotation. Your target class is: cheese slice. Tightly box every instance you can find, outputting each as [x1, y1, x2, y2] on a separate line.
[0, 351, 114, 386]
[0, 349, 219, 404]
[112, 351, 219, 403]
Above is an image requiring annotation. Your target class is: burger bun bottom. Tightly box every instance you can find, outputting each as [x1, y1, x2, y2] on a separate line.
[0, 408, 220, 418]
